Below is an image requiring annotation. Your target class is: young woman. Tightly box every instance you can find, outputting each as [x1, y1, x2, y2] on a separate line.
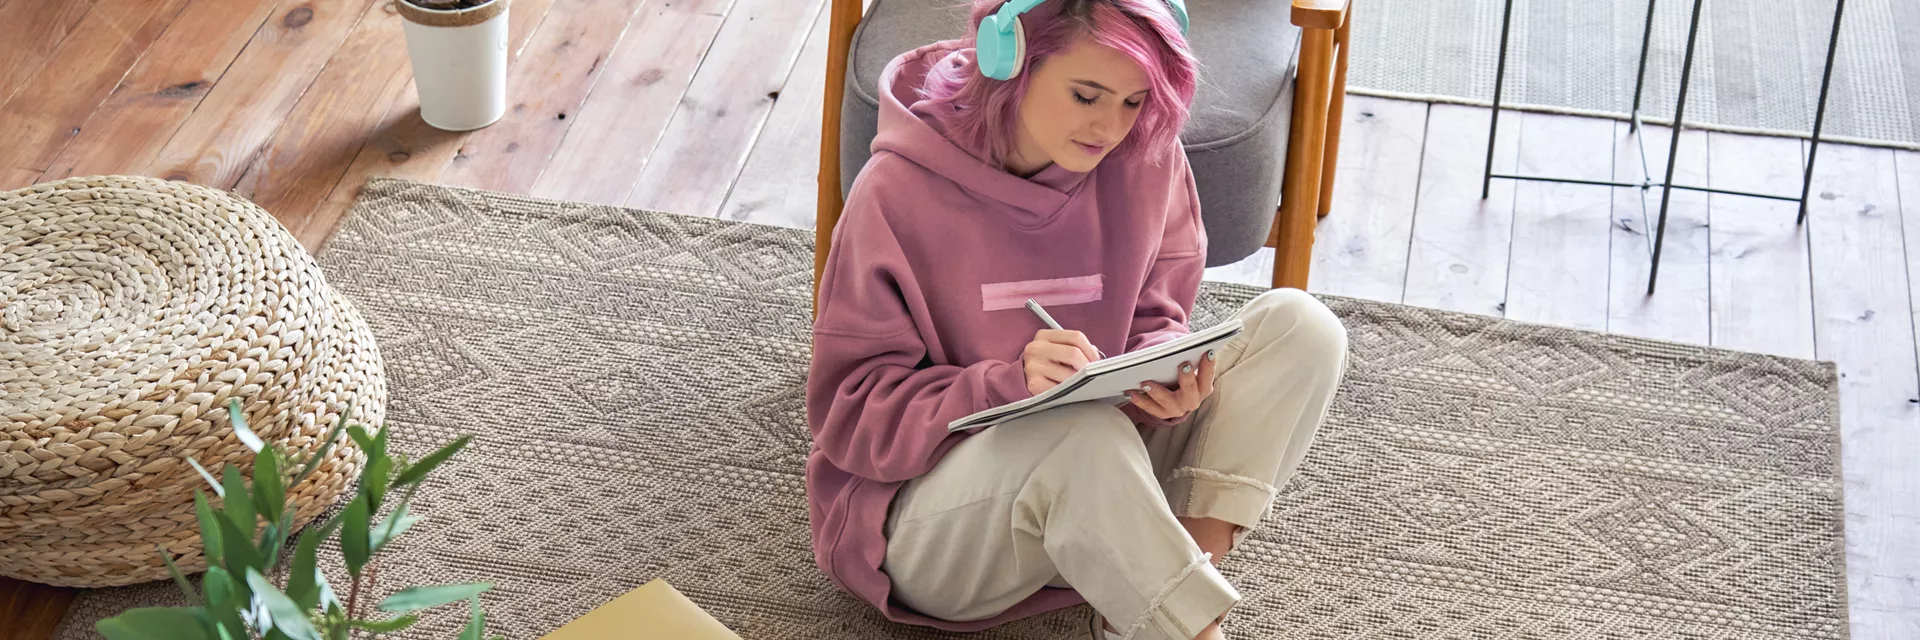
[806, 1, 1348, 638]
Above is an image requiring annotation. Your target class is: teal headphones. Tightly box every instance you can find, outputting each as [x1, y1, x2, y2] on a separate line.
[976, 0, 1190, 81]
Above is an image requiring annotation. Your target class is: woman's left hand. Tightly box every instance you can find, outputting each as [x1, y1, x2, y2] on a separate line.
[1127, 351, 1217, 423]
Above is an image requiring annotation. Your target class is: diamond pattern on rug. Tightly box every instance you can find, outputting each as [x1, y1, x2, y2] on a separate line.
[54, 180, 1848, 640]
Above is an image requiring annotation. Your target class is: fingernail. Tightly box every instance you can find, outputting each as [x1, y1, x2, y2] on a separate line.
[1140, 384, 1152, 393]
[1206, 350, 1216, 361]
[1180, 363, 1193, 374]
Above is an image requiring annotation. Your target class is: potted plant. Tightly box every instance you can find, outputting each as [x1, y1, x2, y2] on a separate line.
[395, 0, 510, 131]
[96, 399, 493, 640]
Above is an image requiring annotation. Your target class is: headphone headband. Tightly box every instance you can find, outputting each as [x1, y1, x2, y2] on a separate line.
[976, 0, 1190, 81]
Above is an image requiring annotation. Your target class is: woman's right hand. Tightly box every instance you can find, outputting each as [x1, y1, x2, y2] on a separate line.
[1021, 329, 1102, 395]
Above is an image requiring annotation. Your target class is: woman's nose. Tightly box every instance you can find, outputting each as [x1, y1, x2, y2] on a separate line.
[1091, 107, 1126, 141]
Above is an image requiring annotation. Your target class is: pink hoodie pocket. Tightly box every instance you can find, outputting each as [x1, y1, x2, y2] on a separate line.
[981, 275, 1104, 311]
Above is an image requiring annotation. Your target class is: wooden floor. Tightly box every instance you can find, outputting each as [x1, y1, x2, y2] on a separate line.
[1, 0, 1916, 637]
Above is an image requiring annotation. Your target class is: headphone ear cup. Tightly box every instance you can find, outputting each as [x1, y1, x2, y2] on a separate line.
[1005, 16, 1026, 78]
[976, 14, 1015, 80]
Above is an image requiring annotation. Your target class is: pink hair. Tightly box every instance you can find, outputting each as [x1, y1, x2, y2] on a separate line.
[920, 0, 1199, 167]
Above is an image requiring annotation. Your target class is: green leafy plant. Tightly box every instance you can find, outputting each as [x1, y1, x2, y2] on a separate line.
[98, 399, 487, 640]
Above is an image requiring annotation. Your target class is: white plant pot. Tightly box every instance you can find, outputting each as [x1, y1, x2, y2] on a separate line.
[396, 0, 509, 132]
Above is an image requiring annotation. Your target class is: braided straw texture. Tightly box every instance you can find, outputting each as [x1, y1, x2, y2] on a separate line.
[1, 175, 385, 587]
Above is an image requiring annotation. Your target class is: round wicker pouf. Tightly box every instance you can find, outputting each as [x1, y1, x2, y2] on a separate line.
[0, 176, 386, 587]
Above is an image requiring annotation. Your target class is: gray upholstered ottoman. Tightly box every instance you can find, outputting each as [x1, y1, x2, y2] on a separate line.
[839, 0, 1300, 267]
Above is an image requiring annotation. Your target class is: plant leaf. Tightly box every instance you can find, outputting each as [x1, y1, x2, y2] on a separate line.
[228, 398, 266, 453]
[377, 583, 492, 613]
[245, 569, 322, 640]
[341, 495, 370, 577]
[202, 567, 236, 609]
[251, 448, 285, 525]
[215, 514, 263, 589]
[289, 405, 351, 491]
[346, 426, 381, 460]
[256, 521, 282, 569]
[347, 615, 419, 633]
[363, 454, 392, 512]
[459, 596, 485, 640]
[193, 491, 226, 566]
[186, 458, 224, 497]
[220, 466, 255, 532]
[285, 528, 322, 610]
[391, 436, 471, 487]
[371, 502, 420, 552]
[96, 607, 212, 640]
[156, 544, 201, 605]
[315, 570, 342, 611]
[201, 568, 249, 640]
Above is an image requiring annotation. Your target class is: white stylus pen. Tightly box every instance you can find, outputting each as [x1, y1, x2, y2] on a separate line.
[1025, 298, 1106, 359]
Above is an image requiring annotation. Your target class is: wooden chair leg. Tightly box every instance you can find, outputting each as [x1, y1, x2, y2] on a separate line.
[1316, 13, 1351, 219]
[815, 0, 863, 315]
[1273, 26, 1337, 290]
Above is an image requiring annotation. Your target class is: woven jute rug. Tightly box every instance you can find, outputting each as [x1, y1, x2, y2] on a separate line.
[1349, 0, 1920, 150]
[56, 180, 1849, 639]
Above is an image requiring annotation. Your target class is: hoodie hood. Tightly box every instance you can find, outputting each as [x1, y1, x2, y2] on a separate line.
[871, 40, 1089, 220]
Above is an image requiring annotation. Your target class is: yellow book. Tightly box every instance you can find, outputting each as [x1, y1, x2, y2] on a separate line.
[537, 580, 741, 640]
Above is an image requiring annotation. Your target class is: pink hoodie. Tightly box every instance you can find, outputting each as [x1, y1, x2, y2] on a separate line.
[806, 40, 1206, 630]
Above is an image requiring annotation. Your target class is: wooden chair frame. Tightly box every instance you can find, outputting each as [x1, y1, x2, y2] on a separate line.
[815, 0, 1352, 308]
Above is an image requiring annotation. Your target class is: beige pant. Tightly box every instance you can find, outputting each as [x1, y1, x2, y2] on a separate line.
[883, 289, 1348, 640]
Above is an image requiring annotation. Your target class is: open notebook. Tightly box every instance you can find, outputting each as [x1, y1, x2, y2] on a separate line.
[948, 319, 1244, 432]
[537, 579, 739, 640]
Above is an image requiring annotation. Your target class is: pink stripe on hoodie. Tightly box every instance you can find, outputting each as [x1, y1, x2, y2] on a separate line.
[806, 40, 1205, 630]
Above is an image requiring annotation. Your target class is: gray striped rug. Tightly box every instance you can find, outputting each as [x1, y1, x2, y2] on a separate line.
[1347, 0, 1920, 149]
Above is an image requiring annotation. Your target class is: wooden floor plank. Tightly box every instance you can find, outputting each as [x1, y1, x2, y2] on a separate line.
[1402, 103, 1520, 317]
[1, 167, 40, 191]
[1855, 147, 1920, 640]
[532, 0, 736, 205]
[0, 0, 190, 175]
[38, 0, 279, 183]
[436, 0, 651, 194]
[1608, 124, 1711, 345]
[1706, 133, 1815, 358]
[1302, 97, 1427, 303]
[233, 0, 410, 232]
[0, 1, 94, 107]
[0, 578, 75, 640]
[1202, 247, 1274, 289]
[144, 0, 377, 188]
[716, 0, 831, 229]
[1504, 112, 1614, 331]
[302, 0, 561, 249]
[623, 0, 828, 216]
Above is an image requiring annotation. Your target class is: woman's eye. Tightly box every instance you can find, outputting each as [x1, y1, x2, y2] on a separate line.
[1124, 99, 1143, 109]
[1072, 91, 1097, 105]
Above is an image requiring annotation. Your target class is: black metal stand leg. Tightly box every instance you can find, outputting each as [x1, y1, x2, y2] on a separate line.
[1629, 0, 1660, 130]
[1647, 0, 1707, 295]
[1798, 0, 1846, 225]
[1482, 0, 1516, 199]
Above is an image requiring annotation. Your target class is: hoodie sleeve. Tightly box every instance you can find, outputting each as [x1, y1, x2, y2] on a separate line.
[808, 195, 1034, 484]
[1126, 150, 1207, 353]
